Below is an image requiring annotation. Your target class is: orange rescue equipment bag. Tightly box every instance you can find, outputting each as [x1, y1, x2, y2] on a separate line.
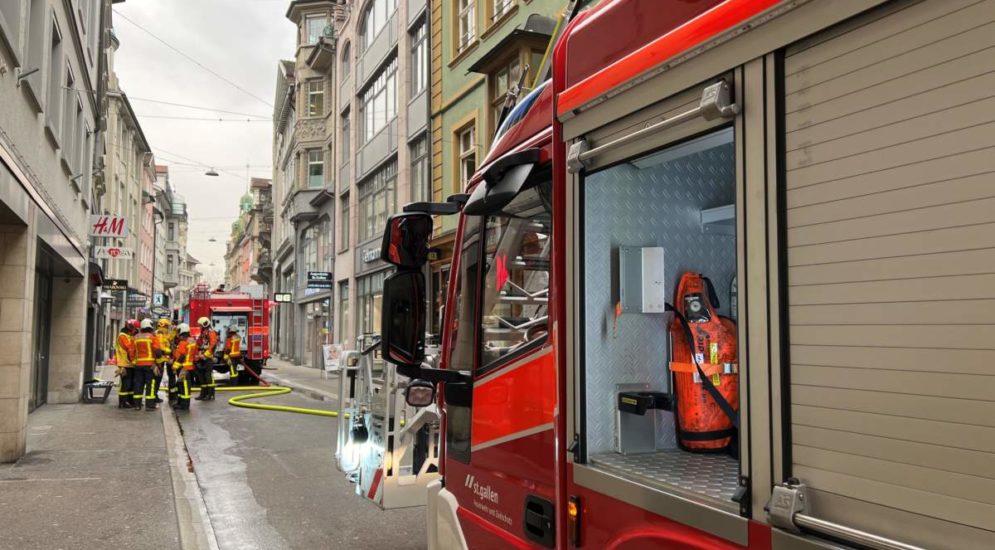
[668, 272, 739, 452]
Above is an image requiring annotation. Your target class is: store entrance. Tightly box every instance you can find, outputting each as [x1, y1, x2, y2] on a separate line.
[29, 250, 54, 412]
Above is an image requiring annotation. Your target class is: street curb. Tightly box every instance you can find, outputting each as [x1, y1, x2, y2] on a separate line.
[262, 372, 339, 403]
[161, 405, 220, 550]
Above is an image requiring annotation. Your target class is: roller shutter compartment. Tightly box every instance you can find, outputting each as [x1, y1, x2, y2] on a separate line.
[782, 0, 995, 548]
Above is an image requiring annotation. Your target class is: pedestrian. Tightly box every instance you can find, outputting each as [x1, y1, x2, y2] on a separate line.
[132, 319, 163, 411]
[115, 320, 139, 409]
[172, 324, 196, 411]
[223, 325, 243, 385]
[195, 317, 218, 401]
[156, 318, 174, 404]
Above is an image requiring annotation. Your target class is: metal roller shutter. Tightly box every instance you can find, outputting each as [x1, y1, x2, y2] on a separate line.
[782, 0, 995, 548]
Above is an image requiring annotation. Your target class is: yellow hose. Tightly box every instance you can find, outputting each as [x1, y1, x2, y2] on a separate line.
[189, 385, 344, 418]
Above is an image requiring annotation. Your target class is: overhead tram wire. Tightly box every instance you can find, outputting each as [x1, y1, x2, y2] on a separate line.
[113, 12, 273, 108]
[139, 116, 270, 122]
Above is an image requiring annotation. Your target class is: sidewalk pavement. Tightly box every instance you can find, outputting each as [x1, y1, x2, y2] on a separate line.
[262, 357, 339, 401]
[0, 365, 215, 550]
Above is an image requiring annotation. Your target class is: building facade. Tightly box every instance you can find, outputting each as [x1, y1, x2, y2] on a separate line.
[330, 0, 429, 356]
[224, 178, 273, 293]
[271, 1, 345, 367]
[427, 0, 556, 338]
[0, 0, 111, 461]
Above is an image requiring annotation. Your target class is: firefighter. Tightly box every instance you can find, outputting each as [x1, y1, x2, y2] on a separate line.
[195, 317, 218, 401]
[172, 324, 197, 411]
[223, 325, 243, 385]
[156, 318, 174, 404]
[115, 320, 139, 409]
[132, 319, 163, 411]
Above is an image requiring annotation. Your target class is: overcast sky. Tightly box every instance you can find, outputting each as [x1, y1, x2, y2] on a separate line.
[112, 0, 297, 285]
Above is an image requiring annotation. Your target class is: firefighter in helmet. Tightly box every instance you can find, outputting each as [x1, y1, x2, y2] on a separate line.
[171, 324, 197, 411]
[115, 319, 139, 408]
[132, 319, 163, 410]
[195, 317, 218, 400]
[223, 325, 243, 385]
[155, 318, 174, 404]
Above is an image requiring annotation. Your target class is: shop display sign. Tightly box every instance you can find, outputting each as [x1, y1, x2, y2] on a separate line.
[103, 278, 128, 292]
[89, 214, 128, 237]
[94, 246, 134, 260]
[362, 247, 381, 263]
[274, 293, 292, 303]
[307, 271, 333, 289]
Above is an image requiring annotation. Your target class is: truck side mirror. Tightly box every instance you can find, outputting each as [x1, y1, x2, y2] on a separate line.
[380, 213, 432, 269]
[381, 270, 426, 367]
[405, 379, 436, 407]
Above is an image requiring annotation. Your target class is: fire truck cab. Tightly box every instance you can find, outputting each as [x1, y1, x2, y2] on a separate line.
[187, 283, 271, 383]
[379, 1, 995, 549]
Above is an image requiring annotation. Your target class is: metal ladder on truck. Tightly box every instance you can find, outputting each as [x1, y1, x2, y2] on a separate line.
[249, 299, 265, 359]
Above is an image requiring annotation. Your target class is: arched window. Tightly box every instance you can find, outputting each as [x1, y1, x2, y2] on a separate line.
[341, 42, 351, 80]
[360, 0, 397, 51]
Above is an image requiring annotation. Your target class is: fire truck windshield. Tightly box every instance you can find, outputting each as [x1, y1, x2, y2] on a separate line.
[450, 167, 552, 374]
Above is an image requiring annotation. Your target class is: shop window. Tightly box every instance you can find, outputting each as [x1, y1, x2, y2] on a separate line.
[579, 127, 741, 508]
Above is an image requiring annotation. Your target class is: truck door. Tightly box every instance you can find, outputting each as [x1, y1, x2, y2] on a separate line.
[443, 167, 557, 548]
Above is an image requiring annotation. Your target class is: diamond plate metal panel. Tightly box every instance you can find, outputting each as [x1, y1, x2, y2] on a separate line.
[582, 140, 737, 455]
[591, 451, 740, 504]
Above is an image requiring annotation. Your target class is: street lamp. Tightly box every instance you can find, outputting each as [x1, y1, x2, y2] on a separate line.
[205, 168, 219, 177]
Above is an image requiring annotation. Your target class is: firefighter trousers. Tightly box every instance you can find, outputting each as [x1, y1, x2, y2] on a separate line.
[174, 372, 192, 410]
[155, 360, 168, 402]
[195, 360, 215, 400]
[165, 363, 177, 402]
[132, 366, 157, 409]
[118, 368, 134, 408]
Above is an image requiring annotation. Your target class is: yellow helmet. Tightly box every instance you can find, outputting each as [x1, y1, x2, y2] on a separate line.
[157, 318, 171, 328]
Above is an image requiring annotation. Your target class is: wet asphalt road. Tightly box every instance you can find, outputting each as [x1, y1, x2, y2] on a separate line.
[174, 387, 426, 550]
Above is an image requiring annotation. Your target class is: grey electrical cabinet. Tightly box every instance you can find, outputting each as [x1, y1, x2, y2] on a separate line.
[619, 246, 666, 313]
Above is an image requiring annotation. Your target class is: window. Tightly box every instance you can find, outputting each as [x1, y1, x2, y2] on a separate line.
[168, 222, 175, 241]
[320, 216, 332, 270]
[47, 20, 64, 132]
[478, 178, 551, 369]
[0, 2, 23, 59]
[492, 0, 513, 21]
[75, 99, 86, 172]
[307, 149, 324, 188]
[458, 125, 476, 188]
[358, 271, 386, 337]
[340, 192, 350, 250]
[361, 0, 397, 51]
[360, 58, 397, 143]
[167, 254, 174, 275]
[456, 0, 475, 53]
[410, 137, 429, 202]
[304, 14, 327, 45]
[306, 79, 324, 117]
[410, 22, 427, 95]
[340, 42, 351, 80]
[340, 113, 351, 165]
[338, 280, 350, 342]
[358, 160, 396, 241]
[490, 57, 520, 129]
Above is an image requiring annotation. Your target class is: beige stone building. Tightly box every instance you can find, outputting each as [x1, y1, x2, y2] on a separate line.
[0, 0, 112, 461]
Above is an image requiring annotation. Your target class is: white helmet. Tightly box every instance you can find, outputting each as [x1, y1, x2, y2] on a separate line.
[177, 323, 190, 334]
[140, 318, 154, 330]
[197, 316, 211, 328]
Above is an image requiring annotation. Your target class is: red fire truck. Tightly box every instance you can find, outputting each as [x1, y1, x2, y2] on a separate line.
[187, 283, 271, 383]
[375, 1, 995, 549]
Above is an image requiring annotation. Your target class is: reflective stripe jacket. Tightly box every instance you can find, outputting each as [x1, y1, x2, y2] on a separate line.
[155, 329, 172, 363]
[115, 331, 134, 367]
[198, 328, 218, 359]
[224, 335, 242, 358]
[133, 332, 162, 367]
[173, 337, 197, 371]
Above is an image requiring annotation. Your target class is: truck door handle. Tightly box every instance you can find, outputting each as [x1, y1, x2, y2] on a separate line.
[523, 495, 555, 548]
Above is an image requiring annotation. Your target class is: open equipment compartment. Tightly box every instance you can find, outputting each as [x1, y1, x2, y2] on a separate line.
[580, 126, 740, 509]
